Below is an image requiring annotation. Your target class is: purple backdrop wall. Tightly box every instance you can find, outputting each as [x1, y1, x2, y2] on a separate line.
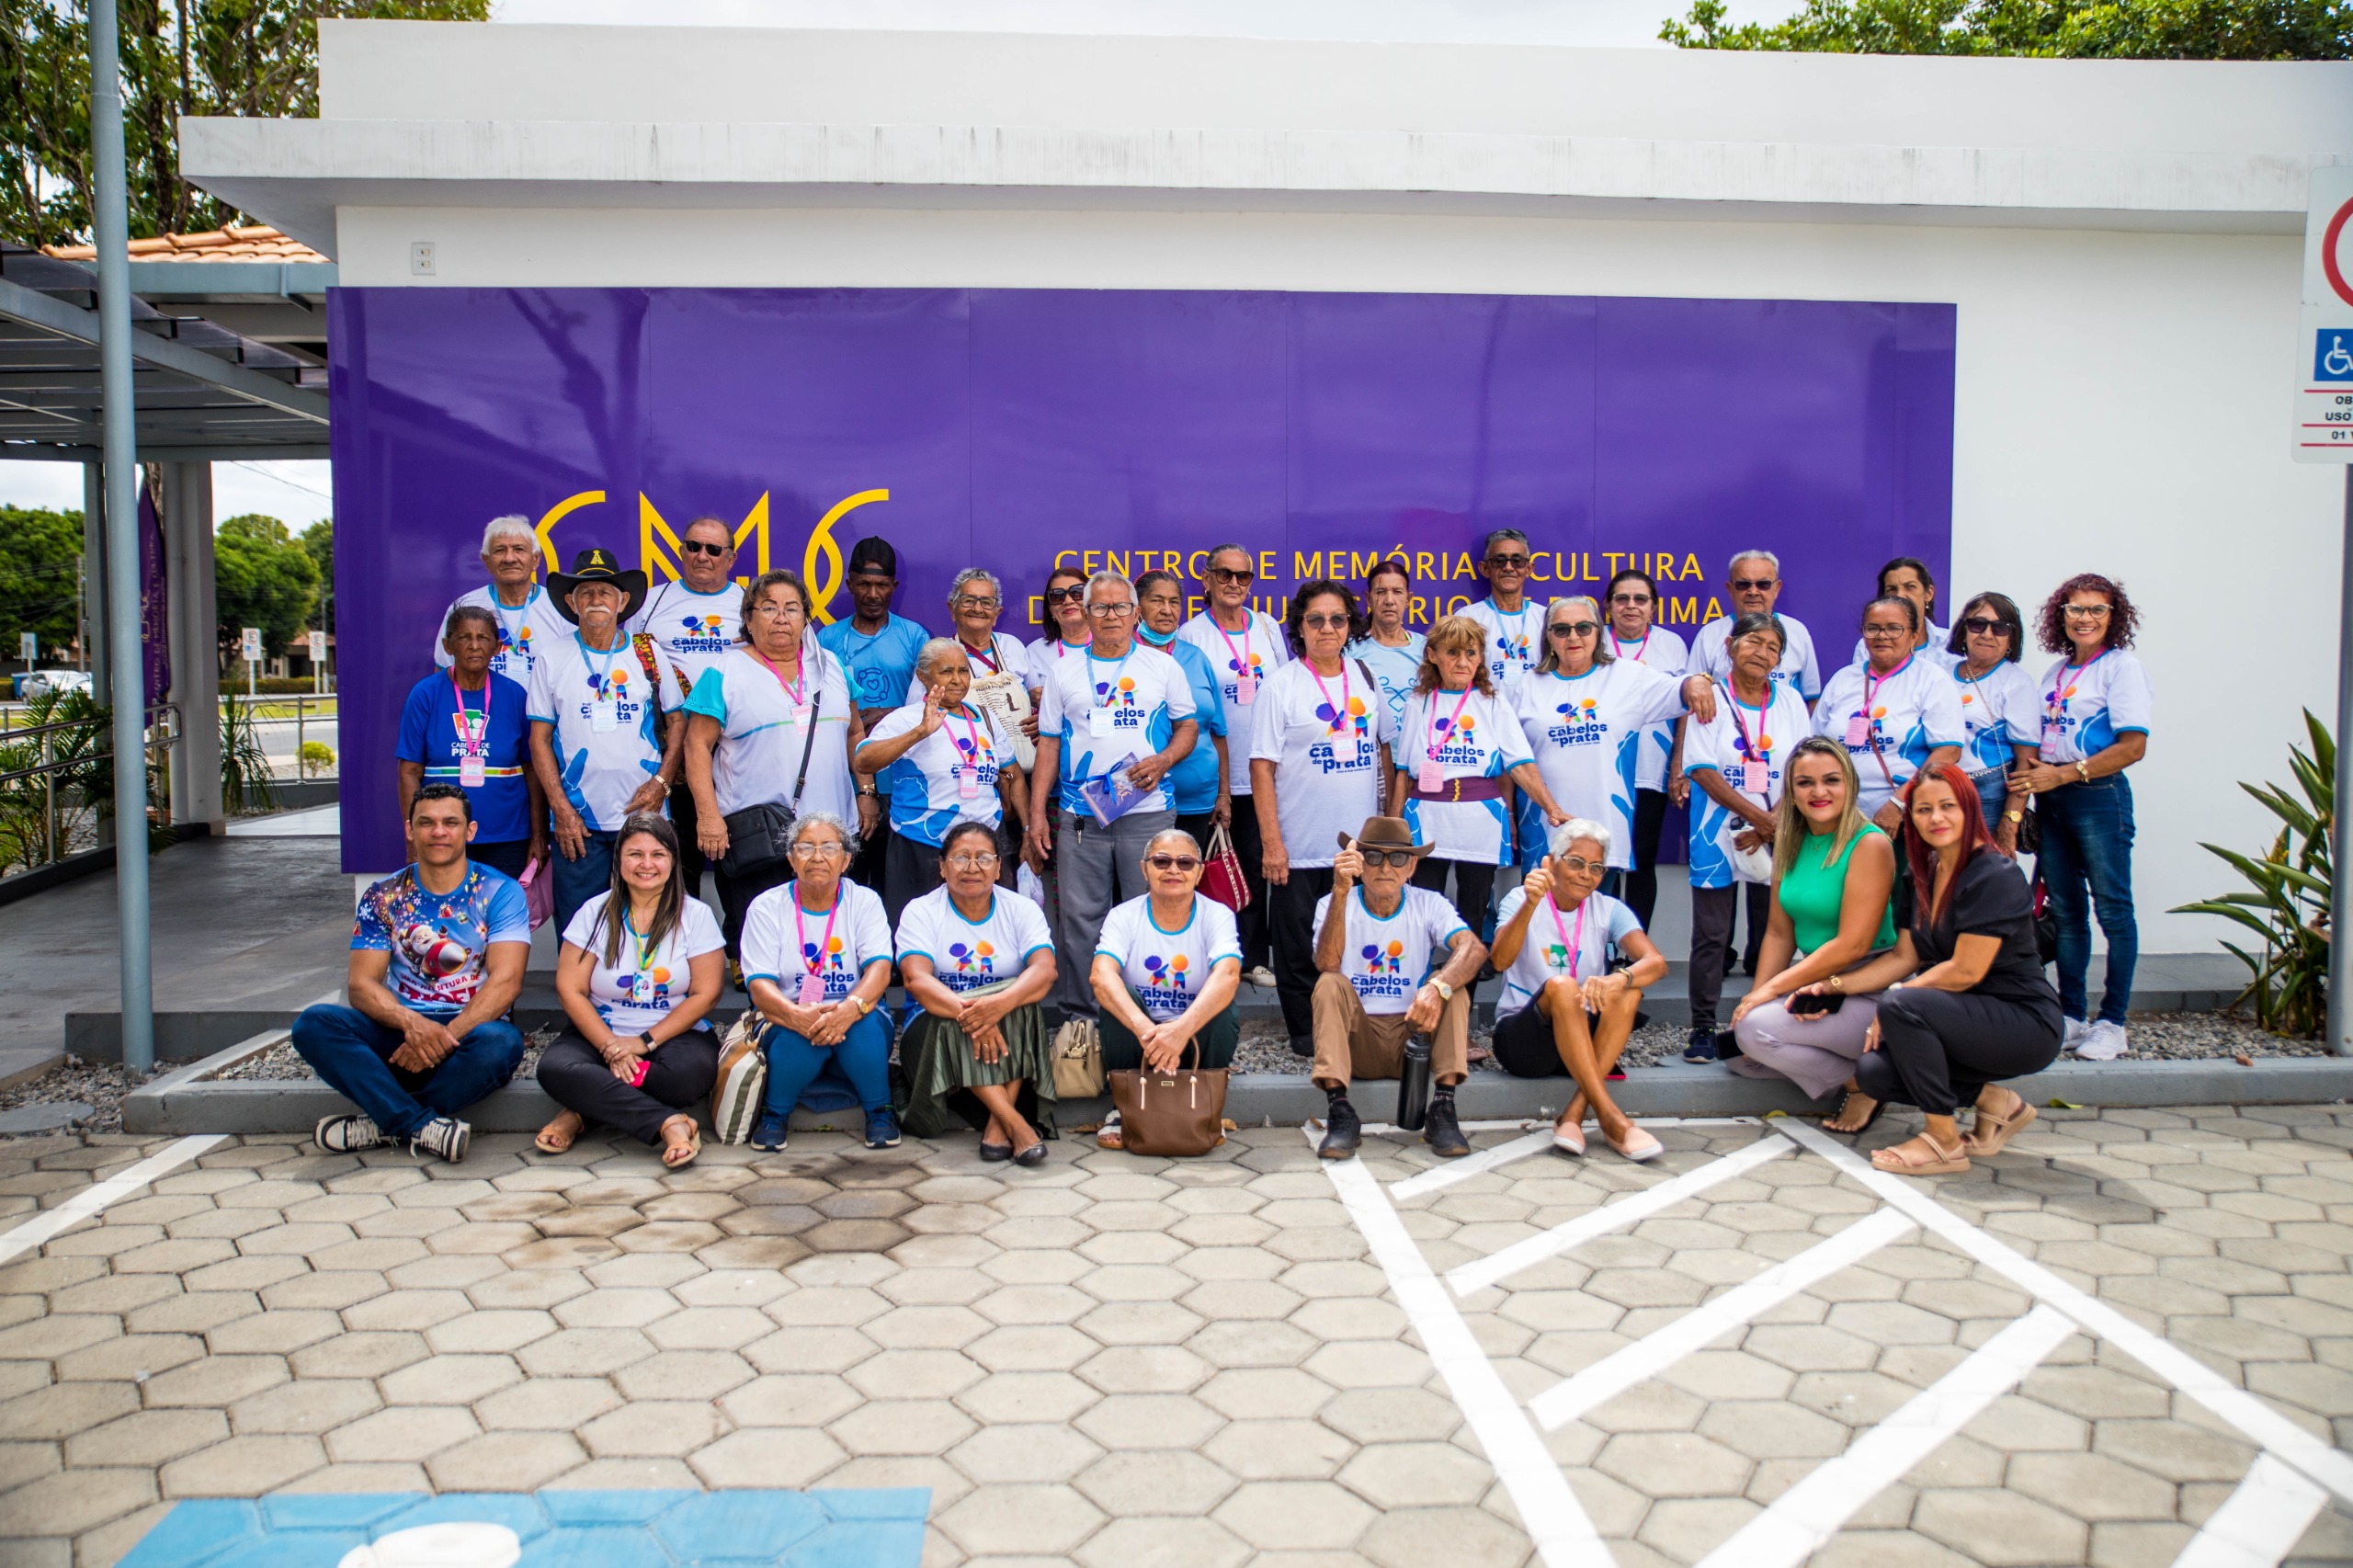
[328, 288, 1956, 871]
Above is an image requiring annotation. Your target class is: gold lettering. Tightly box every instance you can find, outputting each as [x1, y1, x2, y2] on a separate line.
[1293, 551, 1324, 580]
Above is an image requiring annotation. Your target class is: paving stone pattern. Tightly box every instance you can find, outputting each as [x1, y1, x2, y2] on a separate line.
[0, 1107, 2348, 1566]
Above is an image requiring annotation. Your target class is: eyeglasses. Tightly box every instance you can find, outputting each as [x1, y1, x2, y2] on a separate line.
[751, 601, 807, 620]
[1045, 585, 1086, 605]
[1485, 554, 1531, 571]
[1557, 855, 1603, 875]
[2062, 604, 2112, 619]
[1208, 566, 1256, 585]
[1086, 601, 1135, 618]
[953, 596, 1000, 611]
[680, 539, 730, 557]
[1355, 848, 1419, 869]
[1731, 577, 1778, 592]
[1548, 621, 1597, 638]
[1146, 855, 1202, 872]
[946, 851, 1000, 870]
[1302, 613, 1351, 631]
[1961, 616, 2008, 636]
[1862, 624, 1910, 639]
[1608, 592, 1651, 606]
[790, 841, 847, 858]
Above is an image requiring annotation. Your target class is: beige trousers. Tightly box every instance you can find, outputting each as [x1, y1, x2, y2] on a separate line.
[1310, 971, 1471, 1090]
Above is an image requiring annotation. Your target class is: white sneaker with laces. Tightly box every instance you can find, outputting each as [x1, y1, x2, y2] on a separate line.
[1245, 965, 1279, 989]
[2075, 1021, 2129, 1062]
[408, 1116, 471, 1163]
[313, 1114, 382, 1153]
[2063, 1017, 2091, 1052]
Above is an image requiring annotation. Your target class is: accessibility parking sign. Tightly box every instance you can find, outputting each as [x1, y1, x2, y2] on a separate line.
[2296, 164, 2353, 461]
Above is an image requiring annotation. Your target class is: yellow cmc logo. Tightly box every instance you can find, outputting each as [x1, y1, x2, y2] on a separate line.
[532, 488, 890, 626]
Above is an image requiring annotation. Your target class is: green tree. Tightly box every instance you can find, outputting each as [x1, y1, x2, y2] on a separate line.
[299, 516, 332, 633]
[213, 511, 317, 668]
[2, 0, 491, 250]
[1661, 0, 2349, 55]
[0, 504, 86, 663]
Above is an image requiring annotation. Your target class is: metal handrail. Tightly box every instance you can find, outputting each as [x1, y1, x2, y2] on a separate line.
[0, 703, 179, 875]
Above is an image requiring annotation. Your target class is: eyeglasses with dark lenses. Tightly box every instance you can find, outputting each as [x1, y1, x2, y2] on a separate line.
[1548, 621, 1598, 638]
[1608, 592, 1652, 605]
[680, 539, 730, 557]
[1731, 577, 1778, 592]
[1045, 585, 1086, 604]
[1485, 554, 1531, 571]
[1146, 855, 1202, 872]
[1302, 613, 1351, 631]
[1357, 848, 1419, 869]
[1209, 566, 1256, 584]
[1961, 617, 2008, 636]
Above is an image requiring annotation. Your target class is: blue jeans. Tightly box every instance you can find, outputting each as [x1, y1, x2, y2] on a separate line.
[2037, 774, 2137, 1025]
[762, 1009, 894, 1116]
[290, 1004, 526, 1140]
[551, 829, 617, 935]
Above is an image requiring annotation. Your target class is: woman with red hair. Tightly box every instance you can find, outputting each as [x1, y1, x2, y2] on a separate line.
[1781, 764, 2062, 1175]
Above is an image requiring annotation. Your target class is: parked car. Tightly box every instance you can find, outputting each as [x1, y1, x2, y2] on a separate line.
[22, 669, 94, 699]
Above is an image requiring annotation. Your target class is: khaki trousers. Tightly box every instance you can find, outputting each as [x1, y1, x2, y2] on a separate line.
[1310, 971, 1471, 1091]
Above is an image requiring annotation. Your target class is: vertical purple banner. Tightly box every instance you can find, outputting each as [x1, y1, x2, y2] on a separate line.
[138, 476, 169, 708]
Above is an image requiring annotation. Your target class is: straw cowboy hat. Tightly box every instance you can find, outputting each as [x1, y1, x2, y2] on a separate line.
[1336, 815, 1438, 858]
[548, 547, 650, 625]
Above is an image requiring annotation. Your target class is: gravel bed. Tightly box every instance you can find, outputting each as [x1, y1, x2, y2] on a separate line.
[0, 1060, 145, 1137]
[213, 1024, 560, 1083]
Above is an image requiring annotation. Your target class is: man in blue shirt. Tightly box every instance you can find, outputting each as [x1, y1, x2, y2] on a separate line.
[396, 606, 542, 879]
[817, 535, 928, 892]
[291, 785, 531, 1162]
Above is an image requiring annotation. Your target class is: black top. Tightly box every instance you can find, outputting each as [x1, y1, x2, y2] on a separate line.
[1906, 851, 2061, 1014]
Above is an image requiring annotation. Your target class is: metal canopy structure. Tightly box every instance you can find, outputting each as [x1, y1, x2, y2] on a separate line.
[0, 245, 330, 460]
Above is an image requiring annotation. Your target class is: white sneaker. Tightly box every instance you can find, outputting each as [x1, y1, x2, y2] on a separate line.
[2063, 1017, 2092, 1052]
[2075, 1021, 2129, 1062]
[1245, 965, 1279, 989]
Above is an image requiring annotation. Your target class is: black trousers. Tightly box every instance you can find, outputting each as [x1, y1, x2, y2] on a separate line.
[666, 774, 707, 898]
[1228, 801, 1272, 971]
[714, 856, 796, 962]
[1733, 879, 1768, 973]
[537, 1028, 721, 1145]
[1622, 788, 1669, 929]
[471, 838, 532, 880]
[1856, 989, 2063, 1117]
[1687, 883, 1754, 1034]
[850, 810, 892, 903]
[882, 829, 943, 936]
[1268, 866, 1336, 1045]
[1173, 811, 1218, 856]
[1412, 857, 1497, 944]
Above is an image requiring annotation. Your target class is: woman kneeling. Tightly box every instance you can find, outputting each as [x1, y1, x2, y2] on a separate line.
[1489, 819, 1670, 1163]
[536, 815, 724, 1168]
[1088, 828, 1245, 1151]
[896, 822, 1060, 1164]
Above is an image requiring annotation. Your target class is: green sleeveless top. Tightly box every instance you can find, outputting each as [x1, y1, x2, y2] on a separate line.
[1780, 824, 1896, 955]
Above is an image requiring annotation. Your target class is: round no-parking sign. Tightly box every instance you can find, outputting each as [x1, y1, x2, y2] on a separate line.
[2296, 166, 2353, 462]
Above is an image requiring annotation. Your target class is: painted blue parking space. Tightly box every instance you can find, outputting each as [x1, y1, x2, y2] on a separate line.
[114, 1488, 931, 1568]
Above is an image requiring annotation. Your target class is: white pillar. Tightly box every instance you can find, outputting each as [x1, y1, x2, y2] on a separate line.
[165, 462, 222, 832]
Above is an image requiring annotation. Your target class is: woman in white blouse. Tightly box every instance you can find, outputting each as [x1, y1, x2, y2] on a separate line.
[1813, 596, 1964, 833]
[1945, 592, 2040, 857]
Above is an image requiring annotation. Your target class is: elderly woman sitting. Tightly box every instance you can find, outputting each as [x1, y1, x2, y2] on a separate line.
[738, 812, 896, 1153]
[855, 636, 1028, 929]
[1488, 818, 1670, 1163]
[1088, 827, 1245, 1151]
[895, 821, 1060, 1164]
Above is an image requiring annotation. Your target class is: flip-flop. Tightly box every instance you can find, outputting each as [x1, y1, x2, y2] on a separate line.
[1822, 1091, 1885, 1138]
[1963, 1094, 2037, 1157]
[1870, 1132, 1969, 1176]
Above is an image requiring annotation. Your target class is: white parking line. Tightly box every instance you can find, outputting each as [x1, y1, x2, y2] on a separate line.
[1692, 1304, 2078, 1568]
[1529, 1207, 1916, 1429]
[0, 1135, 225, 1267]
[1390, 1118, 1768, 1202]
[2169, 1453, 2333, 1568]
[1446, 1133, 1792, 1297]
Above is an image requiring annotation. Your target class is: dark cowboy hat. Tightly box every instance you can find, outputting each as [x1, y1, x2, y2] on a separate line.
[1336, 815, 1438, 859]
[548, 548, 649, 625]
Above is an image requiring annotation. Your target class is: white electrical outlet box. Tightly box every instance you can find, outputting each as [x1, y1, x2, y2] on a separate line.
[410, 242, 437, 277]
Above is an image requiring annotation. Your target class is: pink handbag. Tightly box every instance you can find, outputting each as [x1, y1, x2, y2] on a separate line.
[1199, 822, 1251, 914]
[518, 856, 554, 931]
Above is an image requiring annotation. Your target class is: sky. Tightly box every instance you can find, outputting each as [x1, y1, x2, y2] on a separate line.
[0, 459, 334, 530]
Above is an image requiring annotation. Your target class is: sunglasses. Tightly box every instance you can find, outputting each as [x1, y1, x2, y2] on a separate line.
[946, 851, 1001, 870]
[1146, 854, 1202, 872]
[1608, 592, 1651, 605]
[1355, 848, 1419, 869]
[1485, 554, 1531, 570]
[1302, 613, 1351, 631]
[1731, 577, 1778, 592]
[680, 539, 730, 557]
[1549, 621, 1598, 638]
[1961, 616, 2009, 636]
[1045, 585, 1086, 605]
[1209, 566, 1256, 584]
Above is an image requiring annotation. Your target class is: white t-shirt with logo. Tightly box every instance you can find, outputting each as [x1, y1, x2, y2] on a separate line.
[1813, 653, 1967, 817]
[1605, 627, 1689, 791]
[1096, 893, 1245, 1022]
[1035, 641, 1198, 814]
[1248, 657, 1397, 872]
[894, 885, 1056, 994]
[740, 879, 893, 1004]
[682, 646, 857, 823]
[1691, 613, 1824, 701]
[560, 891, 726, 1036]
[861, 701, 1011, 847]
[1176, 610, 1290, 797]
[526, 631, 688, 832]
[1952, 659, 2040, 774]
[1494, 885, 1643, 1016]
[1681, 677, 1813, 890]
[1396, 687, 1532, 866]
[630, 581, 745, 691]
[434, 583, 572, 687]
[2033, 648, 2154, 767]
[1310, 884, 1471, 1017]
[1511, 663, 1690, 872]
[1461, 598, 1543, 692]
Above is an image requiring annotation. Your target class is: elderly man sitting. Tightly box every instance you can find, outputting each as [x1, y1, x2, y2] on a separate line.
[1310, 815, 1486, 1162]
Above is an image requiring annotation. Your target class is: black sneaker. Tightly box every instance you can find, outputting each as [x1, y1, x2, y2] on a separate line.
[1682, 1028, 1719, 1064]
[1288, 1036, 1313, 1059]
[408, 1116, 470, 1164]
[1423, 1096, 1470, 1159]
[864, 1108, 902, 1150]
[1318, 1096, 1362, 1160]
[313, 1114, 383, 1153]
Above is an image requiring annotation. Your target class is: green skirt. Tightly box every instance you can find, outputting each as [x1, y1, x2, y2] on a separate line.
[897, 983, 1057, 1141]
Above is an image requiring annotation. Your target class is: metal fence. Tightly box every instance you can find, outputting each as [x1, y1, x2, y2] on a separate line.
[223, 692, 340, 783]
[0, 703, 180, 878]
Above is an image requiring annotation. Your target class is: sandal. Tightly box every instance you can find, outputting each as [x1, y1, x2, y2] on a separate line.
[658, 1116, 700, 1169]
[1870, 1131, 1969, 1176]
[534, 1110, 583, 1156]
[1822, 1090, 1884, 1138]
[1963, 1091, 2037, 1157]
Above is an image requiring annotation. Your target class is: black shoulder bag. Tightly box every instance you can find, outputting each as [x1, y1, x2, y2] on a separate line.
[720, 688, 822, 881]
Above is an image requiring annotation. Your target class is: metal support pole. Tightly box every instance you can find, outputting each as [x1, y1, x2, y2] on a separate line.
[90, 0, 152, 1075]
[2331, 468, 2353, 1057]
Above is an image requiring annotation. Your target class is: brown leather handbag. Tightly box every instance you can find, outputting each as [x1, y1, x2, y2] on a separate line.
[1108, 1040, 1227, 1157]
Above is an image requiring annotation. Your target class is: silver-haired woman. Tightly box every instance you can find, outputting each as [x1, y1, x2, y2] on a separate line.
[856, 636, 1029, 928]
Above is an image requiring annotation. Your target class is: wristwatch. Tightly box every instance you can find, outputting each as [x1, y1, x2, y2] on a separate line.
[1429, 979, 1455, 1003]
[2075, 760, 2090, 783]
[847, 994, 871, 1017]
[857, 785, 879, 798]
[2004, 809, 2024, 824]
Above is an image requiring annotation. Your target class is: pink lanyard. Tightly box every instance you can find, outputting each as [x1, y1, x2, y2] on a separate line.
[1213, 616, 1256, 682]
[1859, 653, 1913, 725]
[1304, 660, 1352, 733]
[1609, 631, 1645, 664]
[945, 703, 984, 758]
[1054, 637, 1086, 660]
[450, 673, 488, 757]
[1425, 687, 1478, 765]
[753, 647, 807, 710]
[793, 885, 841, 978]
[2046, 650, 2108, 721]
[1722, 681, 1768, 764]
[1545, 895, 1587, 980]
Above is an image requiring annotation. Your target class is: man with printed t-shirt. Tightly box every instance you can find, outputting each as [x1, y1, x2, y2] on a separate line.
[292, 785, 530, 1164]
[1461, 528, 1545, 696]
[433, 515, 570, 688]
[1311, 816, 1487, 1163]
[529, 549, 688, 933]
[629, 514, 746, 895]
[1177, 543, 1289, 985]
[819, 536, 930, 895]
[398, 605, 542, 881]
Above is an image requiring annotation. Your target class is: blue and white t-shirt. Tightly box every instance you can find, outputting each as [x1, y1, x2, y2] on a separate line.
[1682, 677, 1813, 890]
[561, 892, 725, 1035]
[1691, 613, 1824, 701]
[1176, 609, 1290, 798]
[630, 581, 745, 692]
[352, 863, 530, 1017]
[1096, 894, 1244, 1022]
[894, 885, 1055, 994]
[1494, 885, 1643, 1015]
[433, 583, 571, 687]
[527, 631, 687, 832]
[1605, 627, 1689, 792]
[741, 879, 892, 1003]
[860, 700, 1012, 847]
[2034, 648, 2153, 767]
[1952, 659, 2041, 774]
[1347, 633, 1426, 736]
[395, 669, 533, 844]
[1511, 662, 1689, 873]
[1397, 687, 1532, 866]
[1249, 656, 1396, 872]
[818, 612, 932, 716]
[1036, 642, 1199, 814]
[1813, 653, 1966, 817]
[682, 646, 856, 823]
[1309, 885, 1470, 1017]
[1461, 598, 1543, 691]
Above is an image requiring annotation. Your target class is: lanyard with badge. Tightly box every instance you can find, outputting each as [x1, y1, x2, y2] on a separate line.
[2042, 649, 2108, 749]
[1845, 653, 1912, 748]
[1722, 681, 1773, 794]
[450, 672, 491, 788]
[1086, 651, 1131, 739]
[1305, 661, 1358, 767]
[492, 585, 539, 674]
[1214, 617, 1259, 705]
[582, 632, 623, 733]
[1608, 630, 1645, 665]
[752, 646, 811, 724]
[1418, 687, 1479, 793]
[946, 704, 986, 801]
[1545, 895, 1587, 982]
[793, 884, 841, 1006]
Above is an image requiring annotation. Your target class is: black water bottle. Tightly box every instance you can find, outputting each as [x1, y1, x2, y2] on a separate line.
[1396, 1036, 1433, 1132]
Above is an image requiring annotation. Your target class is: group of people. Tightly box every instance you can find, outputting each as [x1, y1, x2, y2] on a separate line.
[292, 514, 2152, 1179]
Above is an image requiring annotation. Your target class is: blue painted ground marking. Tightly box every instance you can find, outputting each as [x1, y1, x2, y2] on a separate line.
[116, 1488, 930, 1568]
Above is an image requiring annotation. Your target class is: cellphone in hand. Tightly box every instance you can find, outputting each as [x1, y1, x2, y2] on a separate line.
[1785, 990, 1846, 1017]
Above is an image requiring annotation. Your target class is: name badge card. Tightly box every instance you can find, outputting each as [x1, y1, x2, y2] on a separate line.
[1332, 733, 1359, 767]
[1088, 705, 1115, 738]
[1844, 713, 1870, 746]
[1740, 760, 1768, 793]
[958, 767, 981, 801]
[1233, 674, 1257, 705]
[459, 756, 487, 789]
[1416, 756, 1443, 794]
[796, 972, 824, 1007]
[591, 699, 620, 733]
